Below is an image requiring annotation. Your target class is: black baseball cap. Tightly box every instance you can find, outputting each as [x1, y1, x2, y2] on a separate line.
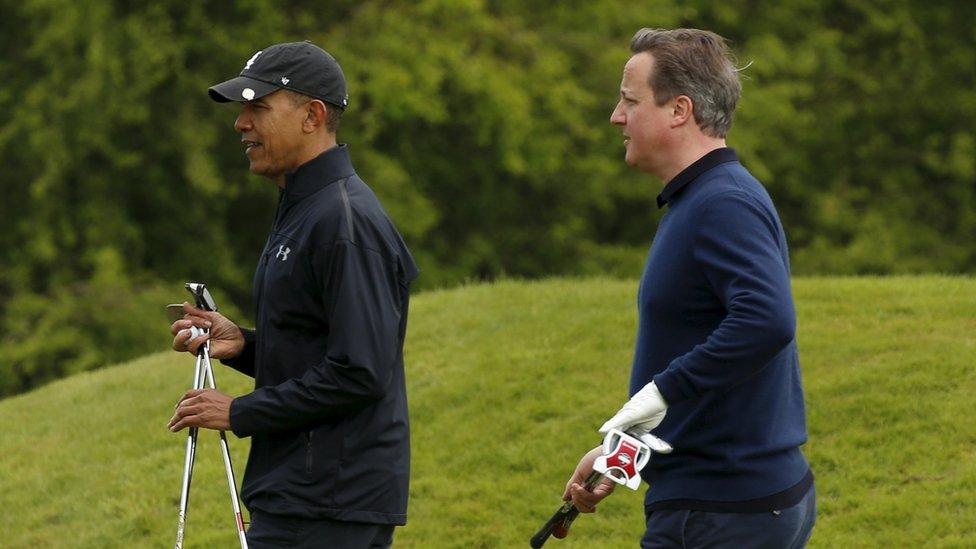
[208, 41, 348, 109]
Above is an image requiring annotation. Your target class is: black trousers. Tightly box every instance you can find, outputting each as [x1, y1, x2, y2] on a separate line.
[246, 511, 395, 549]
[641, 484, 816, 549]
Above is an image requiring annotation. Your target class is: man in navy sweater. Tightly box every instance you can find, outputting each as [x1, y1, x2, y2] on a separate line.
[563, 28, 815, 547]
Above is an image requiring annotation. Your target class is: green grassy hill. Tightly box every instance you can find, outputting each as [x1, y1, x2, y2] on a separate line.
[1, 277, 973, 547]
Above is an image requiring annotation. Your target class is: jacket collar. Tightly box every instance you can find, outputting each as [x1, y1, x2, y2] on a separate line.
[282, 143, 355, 204]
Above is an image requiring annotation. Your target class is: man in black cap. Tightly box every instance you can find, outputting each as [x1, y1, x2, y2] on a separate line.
[168, 41, 419, 548]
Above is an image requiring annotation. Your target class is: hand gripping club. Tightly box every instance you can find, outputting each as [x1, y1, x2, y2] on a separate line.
[529, 430, 672, 548]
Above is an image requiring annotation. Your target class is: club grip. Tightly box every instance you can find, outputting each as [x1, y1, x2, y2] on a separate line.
[530, 470, 602, 547]
[529, 501, 575, 548]
[553, 507, 581, 538]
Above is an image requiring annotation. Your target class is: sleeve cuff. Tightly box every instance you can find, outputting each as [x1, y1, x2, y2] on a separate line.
[652, 371, 686, 405]
[220, 327, 256, 369]
[229, 393, 258, 438]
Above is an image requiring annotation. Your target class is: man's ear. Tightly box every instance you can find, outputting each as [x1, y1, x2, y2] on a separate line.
[303, 99, 328, 133]
[671, 95, 694, 128]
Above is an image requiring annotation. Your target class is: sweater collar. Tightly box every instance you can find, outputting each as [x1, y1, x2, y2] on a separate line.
[656, 147, 738, 209]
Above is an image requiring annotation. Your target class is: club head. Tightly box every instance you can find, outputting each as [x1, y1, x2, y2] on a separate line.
[185, 282, 218, 312]
[166, 303, 186, 323]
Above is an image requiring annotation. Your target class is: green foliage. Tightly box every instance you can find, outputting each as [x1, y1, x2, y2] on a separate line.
[0, 277, 973, 547]
[716, 1, 976, 274]
[0, 247, 242, 396]
[1, 1, 974, 395]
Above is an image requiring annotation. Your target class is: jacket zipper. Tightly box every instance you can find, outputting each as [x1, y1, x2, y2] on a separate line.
[255, 190, 287, 323]
[265, 189, 286, 264]
[305, 430, 313, 473]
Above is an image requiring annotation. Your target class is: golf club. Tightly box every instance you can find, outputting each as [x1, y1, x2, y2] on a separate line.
[173, 282, 248, 549]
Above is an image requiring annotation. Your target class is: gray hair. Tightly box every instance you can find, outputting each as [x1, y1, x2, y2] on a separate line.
[285, 90, 342, 134]
[630, 28, 741, 138]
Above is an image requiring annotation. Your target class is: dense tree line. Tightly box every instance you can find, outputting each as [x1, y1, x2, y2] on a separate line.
[1, 0, 972, 396]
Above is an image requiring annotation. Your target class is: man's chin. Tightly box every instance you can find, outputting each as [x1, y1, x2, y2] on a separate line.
[623, 154, 656, 175]
[248, 162, 277, 180]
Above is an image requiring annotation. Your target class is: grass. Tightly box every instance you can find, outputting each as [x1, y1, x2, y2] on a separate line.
[0, 276, 973, 547]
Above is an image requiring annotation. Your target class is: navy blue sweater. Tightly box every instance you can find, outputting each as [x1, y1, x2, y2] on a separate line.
[632, 148, 811, 512]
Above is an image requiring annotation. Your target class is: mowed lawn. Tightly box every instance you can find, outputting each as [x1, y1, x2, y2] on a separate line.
[0, 277, 972, 547]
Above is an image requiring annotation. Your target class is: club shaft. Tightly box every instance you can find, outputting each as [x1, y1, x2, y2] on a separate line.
[175, 351, 206, 549]
[202, 343, 249, 548]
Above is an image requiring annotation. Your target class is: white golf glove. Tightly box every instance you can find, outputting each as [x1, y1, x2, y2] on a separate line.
[599, 382, 668, 440]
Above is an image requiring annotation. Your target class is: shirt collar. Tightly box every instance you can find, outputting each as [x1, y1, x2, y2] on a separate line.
[656, 147, 738, 209]
[282, 143, 355, 204]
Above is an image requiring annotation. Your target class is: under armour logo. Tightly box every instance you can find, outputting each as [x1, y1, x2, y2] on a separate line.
[244, 50, 263, 71]
[276, 245, 291, 261]
[280, 76, 290, 85]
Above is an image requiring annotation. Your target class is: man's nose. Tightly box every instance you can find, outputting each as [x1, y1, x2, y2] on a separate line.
[610, 103, 625, 126]
[234, 111, 251, 133]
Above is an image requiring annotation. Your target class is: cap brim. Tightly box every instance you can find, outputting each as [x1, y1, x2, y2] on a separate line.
[208, 76, 280, 103]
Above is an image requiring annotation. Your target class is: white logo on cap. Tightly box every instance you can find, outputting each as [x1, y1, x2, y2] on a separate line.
[244, 50, 263, 71]
[242, 88, 255, 100]
[281, 77, 290, 85]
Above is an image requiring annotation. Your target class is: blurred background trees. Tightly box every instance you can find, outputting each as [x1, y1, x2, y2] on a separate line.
[1, 0, 973, 396]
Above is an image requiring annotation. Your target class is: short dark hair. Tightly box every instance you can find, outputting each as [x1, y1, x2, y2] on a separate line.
[630, 28, 741, 138]
[285, 90, 342, 134]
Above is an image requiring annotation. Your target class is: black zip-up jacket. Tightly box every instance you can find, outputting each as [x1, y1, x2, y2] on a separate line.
[222, 144, 419, 525]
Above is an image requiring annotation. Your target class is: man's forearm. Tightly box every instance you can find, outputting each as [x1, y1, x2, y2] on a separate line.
[654, 290, 796, 404]
[228, 352, 393, 437]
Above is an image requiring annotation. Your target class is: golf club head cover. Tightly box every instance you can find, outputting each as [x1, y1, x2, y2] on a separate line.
[592, 429, 651, 490]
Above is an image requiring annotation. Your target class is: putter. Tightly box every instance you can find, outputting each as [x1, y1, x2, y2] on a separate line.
[529, 430, 672, 548]
[173, 282, 248, 549]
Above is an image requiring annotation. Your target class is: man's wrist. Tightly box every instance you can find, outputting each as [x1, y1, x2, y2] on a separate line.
[646, 381, 667, 408]
[238, 326, 255, 345]
[228, 394, 254, 438]
[221, 327, 255, 366]
[232, 325, 252, 357]
[651, 374, 681, 406]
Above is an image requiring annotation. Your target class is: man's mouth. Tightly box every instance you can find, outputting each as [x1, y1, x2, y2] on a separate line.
[242, 140, 261, 154]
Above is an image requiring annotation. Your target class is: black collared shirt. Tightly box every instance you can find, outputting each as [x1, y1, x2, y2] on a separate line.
[656, 147, 739, 209]
[224, 144, 419, 524]
[281, 143, 357, 206]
